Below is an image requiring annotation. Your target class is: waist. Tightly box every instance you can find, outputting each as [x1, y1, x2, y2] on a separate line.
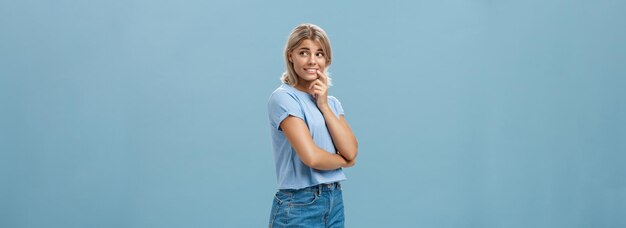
[279, 182, 341, 193]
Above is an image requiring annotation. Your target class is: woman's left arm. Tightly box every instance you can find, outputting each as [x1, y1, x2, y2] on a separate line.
[320, 107, 358, 161]
[308, 70, 358, 162]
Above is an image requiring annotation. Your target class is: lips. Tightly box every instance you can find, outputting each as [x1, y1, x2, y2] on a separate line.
[304, 68, 318, 74]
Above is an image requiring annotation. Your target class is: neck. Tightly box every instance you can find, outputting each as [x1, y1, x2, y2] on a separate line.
[293, 80, 312, 93]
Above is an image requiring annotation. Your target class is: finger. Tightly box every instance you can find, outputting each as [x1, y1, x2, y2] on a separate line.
[308, 79, 323, 90]
[316, 70, 327, 85]
[308, 80, 317, 90]
[312, 84, 324, 92]
[311, 84, 326, 94]
[318, 71, 327, 85]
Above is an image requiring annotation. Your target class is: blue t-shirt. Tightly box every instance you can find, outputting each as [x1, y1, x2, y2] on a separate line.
[267, 83, 347, 189]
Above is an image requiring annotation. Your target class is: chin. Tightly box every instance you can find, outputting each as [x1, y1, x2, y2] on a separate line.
[298, 74, 318, 81]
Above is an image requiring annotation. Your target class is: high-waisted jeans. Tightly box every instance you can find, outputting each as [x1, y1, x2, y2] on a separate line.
[269, 182, 344, 228]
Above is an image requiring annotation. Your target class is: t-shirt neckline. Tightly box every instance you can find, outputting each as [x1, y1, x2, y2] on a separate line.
[284, 83, 311, 96]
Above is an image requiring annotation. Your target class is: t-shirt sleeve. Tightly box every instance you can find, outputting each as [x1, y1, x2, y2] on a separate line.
[329, 96, 345, 116]
[268, 91, 305, 131]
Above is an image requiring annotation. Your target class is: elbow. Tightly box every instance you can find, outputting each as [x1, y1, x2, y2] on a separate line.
[343, 152, 357, 162]
[306, 157, 330, 170]
[341, 149, 358, 161]
[301, 154, 321, 169]
[296, 146, 328, 169]
[301, 157, 314, 168]
[345, 140, 359, 161]
[307, 158, 321, 169]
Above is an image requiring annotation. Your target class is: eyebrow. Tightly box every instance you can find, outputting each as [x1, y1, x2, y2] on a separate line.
[298, 47, 324, 52]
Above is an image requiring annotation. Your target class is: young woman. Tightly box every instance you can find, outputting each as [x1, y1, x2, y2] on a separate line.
[267, 23, 358, 227]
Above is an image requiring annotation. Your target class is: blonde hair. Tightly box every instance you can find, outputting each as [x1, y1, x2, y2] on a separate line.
[281, 23, 333, 86]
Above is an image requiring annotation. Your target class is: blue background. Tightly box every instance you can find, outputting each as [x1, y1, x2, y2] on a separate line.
[1, 0, 625, 227]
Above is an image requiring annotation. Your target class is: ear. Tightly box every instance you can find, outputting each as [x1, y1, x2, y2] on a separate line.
[288, 52, 292, 62]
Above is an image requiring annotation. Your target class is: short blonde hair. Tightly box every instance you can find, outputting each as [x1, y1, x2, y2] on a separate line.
[281, 23, 333, 86]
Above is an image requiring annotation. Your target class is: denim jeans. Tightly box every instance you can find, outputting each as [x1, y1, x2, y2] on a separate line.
[269, 182, 344, 228]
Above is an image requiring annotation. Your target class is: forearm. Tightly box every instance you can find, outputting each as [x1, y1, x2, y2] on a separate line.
[320, 106, 358, 160]
[307, 148, 349, 170]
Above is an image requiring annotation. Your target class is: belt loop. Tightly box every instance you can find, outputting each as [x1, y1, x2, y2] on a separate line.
[317, 184, 322, 196]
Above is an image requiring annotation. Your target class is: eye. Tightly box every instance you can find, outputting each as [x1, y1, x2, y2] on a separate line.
[299, 51, 309, 57]
[316, 52, 324, 57]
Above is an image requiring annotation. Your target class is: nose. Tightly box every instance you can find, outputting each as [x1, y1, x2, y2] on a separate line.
[307, 55, 317, 65]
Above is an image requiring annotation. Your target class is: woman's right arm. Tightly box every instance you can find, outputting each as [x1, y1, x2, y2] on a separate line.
[281, 116, 355, 170]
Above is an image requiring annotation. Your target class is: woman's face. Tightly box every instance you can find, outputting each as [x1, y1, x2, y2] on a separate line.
[289, 39, 327, 83]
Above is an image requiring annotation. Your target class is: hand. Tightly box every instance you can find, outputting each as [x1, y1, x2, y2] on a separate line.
[307, 70, 329, 108]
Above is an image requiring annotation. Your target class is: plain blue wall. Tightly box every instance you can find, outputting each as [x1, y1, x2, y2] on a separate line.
[1, 0, 625, 227]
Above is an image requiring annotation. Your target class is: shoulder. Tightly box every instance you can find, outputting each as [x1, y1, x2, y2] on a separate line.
[268, 86, 297, 104]
[268, 85, 303, 111]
